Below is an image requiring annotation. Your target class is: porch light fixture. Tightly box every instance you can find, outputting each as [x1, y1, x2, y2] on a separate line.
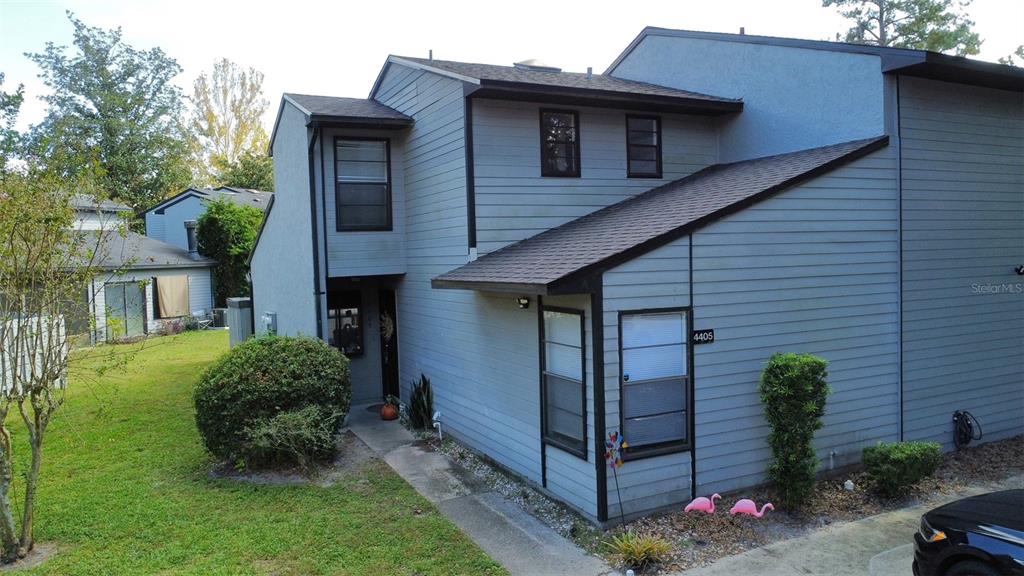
[516, 297, 530, 309]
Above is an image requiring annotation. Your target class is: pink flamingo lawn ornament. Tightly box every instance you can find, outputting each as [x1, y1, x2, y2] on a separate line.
[729, 499, 775, 518]
[684, 493, 721, 514]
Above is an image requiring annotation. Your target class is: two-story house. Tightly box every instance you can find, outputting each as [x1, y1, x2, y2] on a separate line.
[250, 30, 1023, 525]
[143, 186, 271, 251]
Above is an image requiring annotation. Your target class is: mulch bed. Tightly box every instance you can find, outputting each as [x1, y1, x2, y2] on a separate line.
[607, 436, 1024, 574]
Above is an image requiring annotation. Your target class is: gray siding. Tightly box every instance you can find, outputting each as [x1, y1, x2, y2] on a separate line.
[609, 34, 887, 161]
[147, 197, 207, 250]
[899, 77, 1024, 448]
[251, 102, 318, 337]
[321, 127, 407, 277]
[602, 238, 692, 519]
[90, 267, 214, 339]
[472, 99, 718, 254]
[691, 148, 900, 494]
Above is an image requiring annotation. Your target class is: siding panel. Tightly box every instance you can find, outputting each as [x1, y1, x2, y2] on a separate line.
[900, 77, 1023, 449]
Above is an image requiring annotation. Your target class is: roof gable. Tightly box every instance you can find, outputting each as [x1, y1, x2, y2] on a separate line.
[433, 136, 889, 294]
[607, 27, 1024, 92]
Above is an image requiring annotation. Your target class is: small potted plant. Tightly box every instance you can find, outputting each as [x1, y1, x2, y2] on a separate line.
[380, 395, 400, 421]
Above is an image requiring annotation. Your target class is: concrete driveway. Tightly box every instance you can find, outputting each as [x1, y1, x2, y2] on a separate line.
[674, 476, 1022, 576]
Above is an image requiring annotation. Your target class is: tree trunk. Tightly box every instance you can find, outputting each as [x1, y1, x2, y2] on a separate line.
[17, 439, 43, 558]
[877, 0, 888, 46]
[0, 424, 20, 563]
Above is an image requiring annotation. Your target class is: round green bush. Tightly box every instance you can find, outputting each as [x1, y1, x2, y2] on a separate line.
[193, 335, 351, 466]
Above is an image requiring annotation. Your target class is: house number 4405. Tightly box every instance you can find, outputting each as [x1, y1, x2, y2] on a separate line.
[692, 329, 715, 345]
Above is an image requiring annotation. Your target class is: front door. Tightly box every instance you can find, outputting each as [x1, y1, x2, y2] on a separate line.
[378, 289, 400, 399]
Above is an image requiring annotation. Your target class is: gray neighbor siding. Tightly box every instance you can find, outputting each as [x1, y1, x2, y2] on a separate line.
[899, 77, 1024, 448]
[252, 102, 318, 337]
[472, 99, 718, 254]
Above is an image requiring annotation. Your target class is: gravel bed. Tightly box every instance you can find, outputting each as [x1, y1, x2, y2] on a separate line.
[611, 435, 1024, 574]
[418, 429, 1022, 575]
[418, 433, 601, 544]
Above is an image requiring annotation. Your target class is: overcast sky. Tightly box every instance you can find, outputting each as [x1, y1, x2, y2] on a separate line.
[2, 0, 1022, 133]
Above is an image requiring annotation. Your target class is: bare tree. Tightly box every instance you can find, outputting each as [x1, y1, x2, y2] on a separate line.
[0, 169, 136, 562]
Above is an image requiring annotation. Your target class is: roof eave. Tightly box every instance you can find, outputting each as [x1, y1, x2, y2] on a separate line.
[307, 114, 413, 130]
[471, 80, 742, 115]
[886, 54, 1024, 91]
[430, 277, 550, 295]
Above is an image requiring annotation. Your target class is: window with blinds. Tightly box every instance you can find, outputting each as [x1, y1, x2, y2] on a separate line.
[542, 308, 586, 458]
[335, 138, 391, 231]
[620, 310, 689, 454]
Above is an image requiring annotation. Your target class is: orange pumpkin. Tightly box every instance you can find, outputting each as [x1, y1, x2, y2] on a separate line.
[380, 403, 399, 421]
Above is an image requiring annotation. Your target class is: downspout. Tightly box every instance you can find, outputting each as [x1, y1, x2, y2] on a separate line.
[592, 284, 608, 522]
[308, 125, 324, 340]
[689, 234, 697, 499]
[320, 127, 330, 281]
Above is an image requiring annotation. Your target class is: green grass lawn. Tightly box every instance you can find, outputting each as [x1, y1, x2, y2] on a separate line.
[18, 331, 503, 575]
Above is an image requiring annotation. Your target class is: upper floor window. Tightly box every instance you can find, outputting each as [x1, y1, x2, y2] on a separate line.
[626, 115, 662, 178]
[540, 109, 580, 177]
[335, 138, 391, 231]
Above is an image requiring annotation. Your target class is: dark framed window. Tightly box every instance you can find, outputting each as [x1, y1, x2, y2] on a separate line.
[541, 307, 587, 458]
[335, 138, 391, 231]
[619, 309, 690, 459]
[626, 115, 662, 178]
[328, 290, 364, 357]
[539, 109, 580, 177]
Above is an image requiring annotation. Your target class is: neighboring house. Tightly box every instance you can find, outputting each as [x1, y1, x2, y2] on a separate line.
[71, 196, 216, 343]
[143, 186, 271, 250]
[250, 32, 1023, 525]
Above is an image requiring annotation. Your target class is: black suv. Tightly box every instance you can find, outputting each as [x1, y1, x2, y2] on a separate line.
[914, 489, 1024, 576]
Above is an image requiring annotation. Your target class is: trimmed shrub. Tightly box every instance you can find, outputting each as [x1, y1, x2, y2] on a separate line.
[244, 405, 342, 474]
[604, 531, 671, 570]
[193, 335, 351, 467]
[408, 374, 434, 430]
[863, 441, 942, 497]
[758, 352, 830, 510]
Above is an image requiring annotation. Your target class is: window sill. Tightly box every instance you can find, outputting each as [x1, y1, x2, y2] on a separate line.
[544, 435, 588, 461]
[336, 227, 394, 233]
[622, 440, 690, 462]
[540, 173, 581, 179]
[627, 173, 662, 179]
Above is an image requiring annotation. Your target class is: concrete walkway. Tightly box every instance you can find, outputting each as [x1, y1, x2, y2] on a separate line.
[673, 475, 1023, 576]
[346, 406, 615, 576]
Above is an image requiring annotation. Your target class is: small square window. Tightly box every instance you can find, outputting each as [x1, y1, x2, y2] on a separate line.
[626, 115, 662, 178]
[540, 109, 581, 177]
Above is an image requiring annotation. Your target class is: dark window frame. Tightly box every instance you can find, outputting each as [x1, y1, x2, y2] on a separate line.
[617, 307, 693, 461]
[625, 114, 662, 179]
[333, 136, 393, 232]
[539, 108, 581, 178]
[539, 305, 588, 459]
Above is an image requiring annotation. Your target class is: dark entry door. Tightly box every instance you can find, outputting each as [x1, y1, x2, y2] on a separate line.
[378, 289, 400, 398]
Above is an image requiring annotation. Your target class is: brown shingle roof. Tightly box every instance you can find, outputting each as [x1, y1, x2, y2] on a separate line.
[433, 136, 889, 293]
[396, 56, 739, 105]
[284, 94, 412, 123]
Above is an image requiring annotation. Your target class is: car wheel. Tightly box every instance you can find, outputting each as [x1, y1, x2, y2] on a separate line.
[944, 560, 999, 576]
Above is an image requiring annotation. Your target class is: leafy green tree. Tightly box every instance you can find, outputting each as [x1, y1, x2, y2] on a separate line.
[824, 0, 982, 56]
[998, 45, 1024, 66]
[189, 58, 270, 185]
[216, 150, 273, 191]
[196, 198, 263, 307]
[0, 74, 24, 175]
[25, 12, 191, 212]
